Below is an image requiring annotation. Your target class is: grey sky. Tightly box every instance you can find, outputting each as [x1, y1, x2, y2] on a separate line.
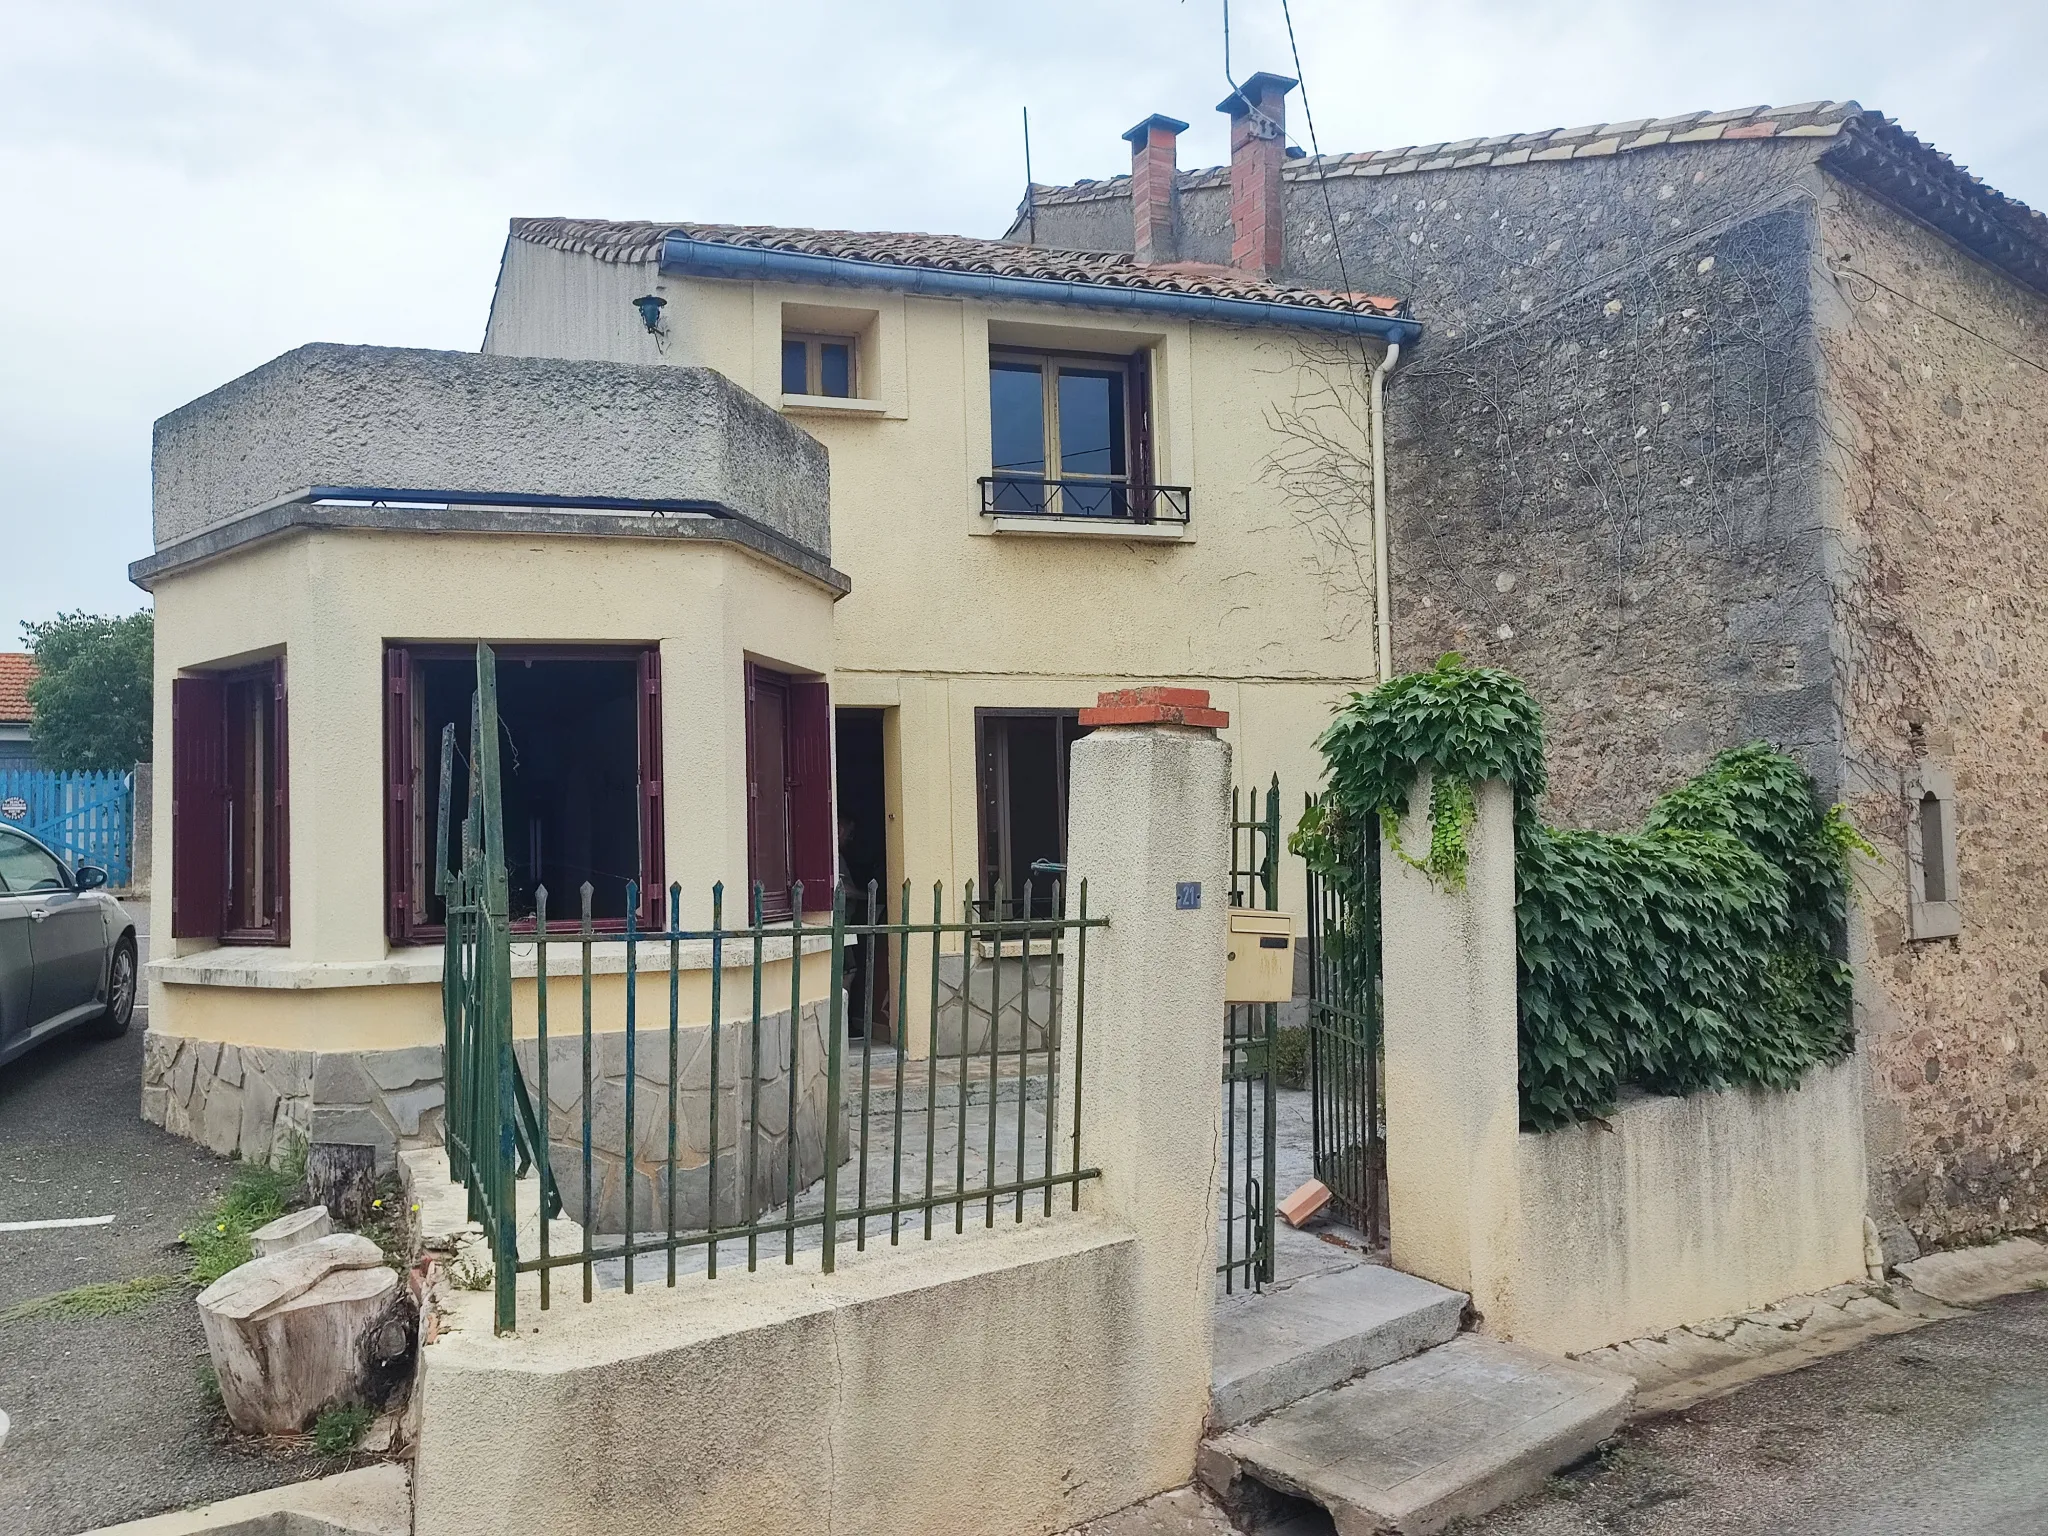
[2, 0, 2042, 640]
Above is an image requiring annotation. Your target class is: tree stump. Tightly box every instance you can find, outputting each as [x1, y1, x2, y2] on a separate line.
[251, 1205, 333, 1257]
[306, 1143, 380, 1227]
[197, 1233, 414, 1435]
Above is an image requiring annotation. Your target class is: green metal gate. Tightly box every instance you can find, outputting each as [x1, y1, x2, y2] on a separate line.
[438, 643, 560, 1334]
[1304, 795, 1384, 1245]
[1219, 776, 1281, 1292]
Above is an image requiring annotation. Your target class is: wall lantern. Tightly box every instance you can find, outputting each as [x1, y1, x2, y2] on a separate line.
[632, 294, 668, 334]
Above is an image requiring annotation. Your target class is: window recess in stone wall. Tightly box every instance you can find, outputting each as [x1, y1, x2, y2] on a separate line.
[1906, 761, 1960, 941]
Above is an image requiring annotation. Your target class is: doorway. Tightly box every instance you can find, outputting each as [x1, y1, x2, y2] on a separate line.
[835, 708, 891, 1042]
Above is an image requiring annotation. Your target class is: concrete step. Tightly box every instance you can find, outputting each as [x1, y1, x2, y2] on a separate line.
[1201, 1335, 1634, 1535]
[1211, 1264, 1465, 1428]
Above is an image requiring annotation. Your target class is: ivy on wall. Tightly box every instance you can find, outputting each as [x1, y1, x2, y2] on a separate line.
[1295, 655, 1868, 1130]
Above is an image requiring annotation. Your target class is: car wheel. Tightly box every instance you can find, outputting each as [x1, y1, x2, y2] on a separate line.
[88, 934, 138, 1040]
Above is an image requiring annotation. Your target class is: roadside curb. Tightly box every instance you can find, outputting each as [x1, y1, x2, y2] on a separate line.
[1895, 1236, 2048, 1307]
[1579, 1233, 2048, 1418]
[74, 1463, 409, 1536]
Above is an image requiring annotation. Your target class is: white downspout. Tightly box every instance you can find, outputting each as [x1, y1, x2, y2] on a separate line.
[1369, 340, 1401, 683]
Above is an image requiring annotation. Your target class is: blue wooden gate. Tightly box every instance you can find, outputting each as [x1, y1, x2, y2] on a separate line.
[0, 769, 134, 886]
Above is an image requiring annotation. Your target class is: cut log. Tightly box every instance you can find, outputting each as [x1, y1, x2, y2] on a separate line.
[306, 1143, 380, 1227]
[197, 1233, 415, 1435]
[251, 1205, 334, 1257]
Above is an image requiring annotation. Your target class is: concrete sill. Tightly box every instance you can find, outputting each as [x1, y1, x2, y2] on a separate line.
[149, 933, 841, 990]
[780, 393, 887, 417]
[986, 516, 1189, 541]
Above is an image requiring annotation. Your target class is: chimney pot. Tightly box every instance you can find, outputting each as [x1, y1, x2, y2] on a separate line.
[1215, 72, 1297, 278]
[1122, 113, 1189, 265]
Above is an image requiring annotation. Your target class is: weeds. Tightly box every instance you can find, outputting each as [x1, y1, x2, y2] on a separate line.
[311, 1402, 374, 1456]
[357, 1172, 419, 1271]
[197, 1359, 224, 1412]
[183, 1144, 308, 1285]
[0, 1274, 181, 1324]
[446, 1255, 495, 1292]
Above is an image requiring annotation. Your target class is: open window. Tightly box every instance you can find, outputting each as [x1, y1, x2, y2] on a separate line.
[976, 710, 1092, 921]
[1907, 762, 1961, 940]
[171, 658, 289, 943]
[384, 646, 663, 941]
[745, 663, 834, 921]
[984, 347, 1172, 522]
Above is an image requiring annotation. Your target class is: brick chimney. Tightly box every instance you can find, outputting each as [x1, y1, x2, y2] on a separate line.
[1121, 113, 1189, 265]
[1215, 72, 1297, 277]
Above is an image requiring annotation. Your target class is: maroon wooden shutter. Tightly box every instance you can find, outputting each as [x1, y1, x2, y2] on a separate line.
[1128, 349, 1155, 522]
[170, 675, 226, 939]
[638, 647, 665, 930]
[788, 677, 834, 909]
[272, 658, 291, 944]
[383, 647, 413, 944]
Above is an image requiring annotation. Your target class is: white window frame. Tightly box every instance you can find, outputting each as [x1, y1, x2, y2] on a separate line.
[782, 331, 859, 400]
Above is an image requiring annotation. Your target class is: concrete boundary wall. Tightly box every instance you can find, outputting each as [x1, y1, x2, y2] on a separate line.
[418, 1220, 1165, 1536]
[1384, 777, 1869, 1356]
[411, 700, 1234, 1534]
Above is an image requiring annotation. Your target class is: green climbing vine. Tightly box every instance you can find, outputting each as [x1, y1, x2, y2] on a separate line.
[1295, 655, 1870, 1130]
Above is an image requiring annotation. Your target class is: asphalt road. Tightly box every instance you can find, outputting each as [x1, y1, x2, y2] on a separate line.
[0, 908, 323, 1535]
[1467, 1287, 2048, 1536]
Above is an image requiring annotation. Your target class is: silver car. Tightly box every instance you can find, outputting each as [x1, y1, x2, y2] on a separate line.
[0, 824, 138, 1067]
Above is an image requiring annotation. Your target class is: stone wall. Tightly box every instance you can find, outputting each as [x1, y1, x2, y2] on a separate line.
[513, 1001, 832, 1237]
[1818, 179, 2048, 1247]
[141, 1031, 444, 1169]
[1024, 140, 1843, 829]
[932, 953, 1059, 1055]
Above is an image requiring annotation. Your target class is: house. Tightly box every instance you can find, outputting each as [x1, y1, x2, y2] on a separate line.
[130, 345, 845, 1185]
[481, 71, 1418, 1051]
[0, 653, 35, 769]
[1017, 98, 2048, 1252]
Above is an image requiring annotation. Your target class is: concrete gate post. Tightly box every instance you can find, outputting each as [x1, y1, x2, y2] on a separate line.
[1381, 774, 1522, 1319]
[1062, 686, 1233, 1491]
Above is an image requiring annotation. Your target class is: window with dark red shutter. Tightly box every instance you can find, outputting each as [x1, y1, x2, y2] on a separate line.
[170, 675, 225, 940]
[171, 659, 289, 943]
[745, 663, 834, 920]
[383, 644, 664, 942]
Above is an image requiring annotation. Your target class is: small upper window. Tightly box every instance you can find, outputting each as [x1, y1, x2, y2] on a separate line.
[782, 333, 856, 399]
[1908, 762, 1960, 941]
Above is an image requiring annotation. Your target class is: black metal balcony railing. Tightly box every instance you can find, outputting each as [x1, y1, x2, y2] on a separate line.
[979, 477, 1192, 525]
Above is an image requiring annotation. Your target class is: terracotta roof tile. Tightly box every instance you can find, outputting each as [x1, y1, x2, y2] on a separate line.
[0, 653, 34, 723]
[508, 218, 1406, 319]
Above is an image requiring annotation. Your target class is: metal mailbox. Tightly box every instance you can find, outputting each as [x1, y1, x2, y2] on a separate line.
[1225, 908, 1294, 1004]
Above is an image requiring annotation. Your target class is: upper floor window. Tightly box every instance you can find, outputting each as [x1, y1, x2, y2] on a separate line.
[984, 348, 1183, 523]
[782, 332, 856, 399]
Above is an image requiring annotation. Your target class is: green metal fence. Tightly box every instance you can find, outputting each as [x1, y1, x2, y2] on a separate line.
[1219, 776, 1282, 1293]
[438, 646, 1108, 1333]
[1304, 792, 1384, 1245]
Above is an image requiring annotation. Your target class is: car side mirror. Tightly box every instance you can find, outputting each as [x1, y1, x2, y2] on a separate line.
[74, 865, 108, 891]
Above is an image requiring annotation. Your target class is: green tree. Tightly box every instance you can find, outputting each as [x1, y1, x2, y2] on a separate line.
[20, 611, 154, 771]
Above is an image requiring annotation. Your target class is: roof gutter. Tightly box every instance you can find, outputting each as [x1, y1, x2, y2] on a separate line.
[659, 234, 1422, 345]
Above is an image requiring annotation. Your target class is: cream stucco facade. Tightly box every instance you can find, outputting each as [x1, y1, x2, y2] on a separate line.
[484, 239, 1393, 951]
